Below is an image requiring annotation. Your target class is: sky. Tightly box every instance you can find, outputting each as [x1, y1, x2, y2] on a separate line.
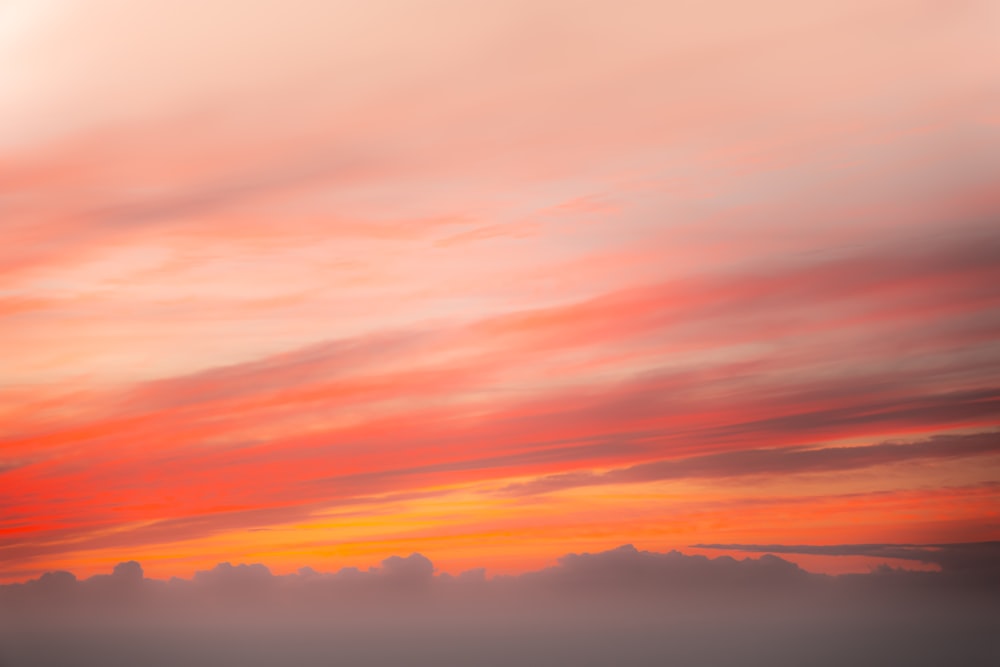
[2, 0, 1000, 589]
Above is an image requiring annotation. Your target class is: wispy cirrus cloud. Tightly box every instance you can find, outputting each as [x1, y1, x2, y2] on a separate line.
[2, 0, 999, 583]
[3, 225, 1000, 576]
[501, 432, 1000, 496]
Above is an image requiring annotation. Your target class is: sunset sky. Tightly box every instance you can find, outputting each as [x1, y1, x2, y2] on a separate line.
[2, 0, 999, 583]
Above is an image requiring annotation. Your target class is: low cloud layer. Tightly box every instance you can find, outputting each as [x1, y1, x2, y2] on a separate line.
[693, 541, 1000, 577]
[1, 545, 997, 666]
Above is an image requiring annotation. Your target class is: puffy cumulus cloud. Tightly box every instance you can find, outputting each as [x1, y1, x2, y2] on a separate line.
[0, 545, 997, 666]
[520, 544, 811, 595]
[376, 553, 435, 584]
[188, 562, 276, 602]
[111, 560, 143, 581]
[86, 559, 145, 593]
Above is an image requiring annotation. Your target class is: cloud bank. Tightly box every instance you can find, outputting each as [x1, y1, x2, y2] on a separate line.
[1, 545, 997, 667]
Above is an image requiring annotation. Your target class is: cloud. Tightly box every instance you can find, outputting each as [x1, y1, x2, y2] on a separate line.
[1, 545, 997, 667]
[4, 542, 996, 610]
[502, 431, 1000, 496]
[513, 544, 813, 598]
[691, 541, 1000, 578]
